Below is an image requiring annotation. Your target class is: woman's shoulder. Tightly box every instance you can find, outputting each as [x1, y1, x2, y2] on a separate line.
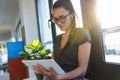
[75, 27, 89, 34]
[75, 27, 91, 37]
[70, 27, 91, 45]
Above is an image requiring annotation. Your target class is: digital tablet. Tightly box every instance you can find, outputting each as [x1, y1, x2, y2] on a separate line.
[22, 59, 65, 75]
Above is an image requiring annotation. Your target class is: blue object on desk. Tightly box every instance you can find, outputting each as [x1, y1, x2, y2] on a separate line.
[6, 41, 24, 59]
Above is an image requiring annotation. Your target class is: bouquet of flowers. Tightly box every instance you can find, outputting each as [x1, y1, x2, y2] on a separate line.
[19, 40, 51, 60]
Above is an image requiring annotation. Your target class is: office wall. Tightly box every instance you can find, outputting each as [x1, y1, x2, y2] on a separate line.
[19, 0, 39, 45]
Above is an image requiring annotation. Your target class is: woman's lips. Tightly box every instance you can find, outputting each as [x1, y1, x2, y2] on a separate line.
[58, 25, 64, 29]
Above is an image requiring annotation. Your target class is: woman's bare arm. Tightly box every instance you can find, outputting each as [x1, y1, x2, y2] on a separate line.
[57, 42, 91, 79]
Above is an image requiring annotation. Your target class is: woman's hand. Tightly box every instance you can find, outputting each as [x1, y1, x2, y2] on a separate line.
[32, 63, 58, 80]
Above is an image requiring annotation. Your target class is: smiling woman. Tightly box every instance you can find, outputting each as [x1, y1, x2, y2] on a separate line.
[33, 0, 91, 80]
[53, 0, 83, 36]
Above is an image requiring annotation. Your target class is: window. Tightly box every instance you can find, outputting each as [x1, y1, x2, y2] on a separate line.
[36, 0, 53, 52]
[97, 0, 120, 64]
[16, 20, 22, 41]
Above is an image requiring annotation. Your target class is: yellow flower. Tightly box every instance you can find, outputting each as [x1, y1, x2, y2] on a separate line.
[32, 40, 40, 47]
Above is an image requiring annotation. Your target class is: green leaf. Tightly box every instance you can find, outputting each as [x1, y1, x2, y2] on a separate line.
[19, 39, 51, 60]
[19, 52, 27, 56]
[46, 49, 51, 54]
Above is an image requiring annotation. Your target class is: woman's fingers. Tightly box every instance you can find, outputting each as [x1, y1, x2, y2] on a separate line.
[46, 67, 58, 80]
[32, 63, 46, 74]
[49, 67, 56, 74]
[32, 64, 57, 80]
[32, 64, 41, 74]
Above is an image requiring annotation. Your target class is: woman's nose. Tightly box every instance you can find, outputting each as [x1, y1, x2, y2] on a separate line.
[56, 20, 62, 25]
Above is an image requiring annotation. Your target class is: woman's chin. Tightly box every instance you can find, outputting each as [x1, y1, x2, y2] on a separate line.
[60, 29, 65, 32]
[59, 28, 65, 31]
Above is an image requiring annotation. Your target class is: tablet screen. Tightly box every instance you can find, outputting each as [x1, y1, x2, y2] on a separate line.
[22, 59, 65, 75]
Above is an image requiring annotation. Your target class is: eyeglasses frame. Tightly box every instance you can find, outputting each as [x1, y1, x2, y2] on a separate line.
[50, 12, 71, 24]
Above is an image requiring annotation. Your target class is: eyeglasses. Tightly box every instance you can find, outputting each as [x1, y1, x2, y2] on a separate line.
[50, 12, 71, 24]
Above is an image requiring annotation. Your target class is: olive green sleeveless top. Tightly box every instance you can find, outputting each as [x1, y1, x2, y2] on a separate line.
[53, 28, 91, 71]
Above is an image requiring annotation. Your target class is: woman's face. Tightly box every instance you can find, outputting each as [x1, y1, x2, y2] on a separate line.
[52, 7, 73, 31]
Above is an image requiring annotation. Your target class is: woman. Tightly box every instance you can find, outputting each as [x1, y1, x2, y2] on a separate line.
[32, 0, 91, 80]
